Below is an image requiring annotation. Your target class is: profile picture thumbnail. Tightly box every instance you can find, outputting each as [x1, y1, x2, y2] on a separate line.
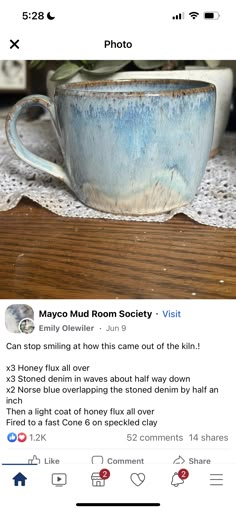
[5, 304, 35, 334]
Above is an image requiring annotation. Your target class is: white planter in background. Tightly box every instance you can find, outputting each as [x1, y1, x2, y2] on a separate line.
[47, 67, 234, 155]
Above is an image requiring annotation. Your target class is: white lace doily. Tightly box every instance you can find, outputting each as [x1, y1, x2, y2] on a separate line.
[0, 117, 236, 228]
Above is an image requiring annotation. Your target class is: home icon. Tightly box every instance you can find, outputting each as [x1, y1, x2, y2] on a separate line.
[13, 472, 27, 487]
[91, 472, 105, 487]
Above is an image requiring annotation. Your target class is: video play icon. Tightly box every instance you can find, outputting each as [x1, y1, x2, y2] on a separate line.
[51, 473, 67, 487]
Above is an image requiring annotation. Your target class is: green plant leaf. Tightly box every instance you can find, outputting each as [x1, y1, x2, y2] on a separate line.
[30, 60, 40, 68]
[80, 60, 97, 70]
[30, 60, 46, 69]
[83, 60, 131, 75]
[133, 60, 166, 70]
[50, 63, 83, 81]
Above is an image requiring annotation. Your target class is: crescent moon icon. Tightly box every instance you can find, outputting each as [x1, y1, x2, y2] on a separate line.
[47, 12, 55, 20]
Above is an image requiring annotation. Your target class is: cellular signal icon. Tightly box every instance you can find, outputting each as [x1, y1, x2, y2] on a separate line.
[189, 11, 199, 19]
[172, 12, 185, 20]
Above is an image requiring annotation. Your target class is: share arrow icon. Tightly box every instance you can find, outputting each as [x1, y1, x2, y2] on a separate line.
[173, 455, 185, 464]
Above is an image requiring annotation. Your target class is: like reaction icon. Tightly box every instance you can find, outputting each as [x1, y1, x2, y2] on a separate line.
[7, 432, 17, 443]
[7, 433, 17, 443]
[7, 432, 27, 443]
[28, 455, 40, 465]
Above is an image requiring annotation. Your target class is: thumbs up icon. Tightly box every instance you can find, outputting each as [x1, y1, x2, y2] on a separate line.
[28, 455, 40, 465]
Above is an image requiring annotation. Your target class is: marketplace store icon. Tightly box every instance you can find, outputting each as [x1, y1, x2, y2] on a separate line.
[91, 472, 105, 487]
[5, 304, 35, 333]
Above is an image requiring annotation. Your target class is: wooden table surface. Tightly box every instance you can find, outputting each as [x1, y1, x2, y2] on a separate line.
[0, 198, 235, 299]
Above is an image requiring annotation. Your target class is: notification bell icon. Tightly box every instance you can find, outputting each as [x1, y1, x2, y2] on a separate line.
[171, 472, 184, 487]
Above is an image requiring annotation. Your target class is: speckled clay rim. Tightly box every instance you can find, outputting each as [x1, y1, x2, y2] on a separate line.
[56, 79, 215, 97]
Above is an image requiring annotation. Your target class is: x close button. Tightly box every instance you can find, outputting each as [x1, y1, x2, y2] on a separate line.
[10, 39, 19, 49]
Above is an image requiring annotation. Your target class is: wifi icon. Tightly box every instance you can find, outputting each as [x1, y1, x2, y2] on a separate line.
[189, 11, 199, 19]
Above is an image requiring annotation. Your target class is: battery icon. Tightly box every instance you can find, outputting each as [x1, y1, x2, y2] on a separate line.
[204, 11, 220, 19]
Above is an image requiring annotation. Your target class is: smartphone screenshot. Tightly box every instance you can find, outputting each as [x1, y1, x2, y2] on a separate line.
[0, 2, 235, 510]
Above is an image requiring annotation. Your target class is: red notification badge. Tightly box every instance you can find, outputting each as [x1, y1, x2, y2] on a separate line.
[178, 469, 189, 480]
[99, 469, 111, 480]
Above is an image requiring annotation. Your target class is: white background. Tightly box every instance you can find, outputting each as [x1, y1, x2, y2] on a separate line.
[0, 2, 235, 509]
[0, 1, 235, 59]
[0, 299, 235, 510]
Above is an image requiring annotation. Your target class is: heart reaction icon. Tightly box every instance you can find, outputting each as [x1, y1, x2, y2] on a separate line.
[130, 473, 145, 486]
[18, 432, 27, 443]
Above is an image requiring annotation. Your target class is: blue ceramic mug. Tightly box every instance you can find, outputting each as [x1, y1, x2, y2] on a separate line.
[5, 79, 216, 215]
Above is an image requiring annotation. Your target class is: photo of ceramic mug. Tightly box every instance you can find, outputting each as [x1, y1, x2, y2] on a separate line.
[5, 79, 216, 215]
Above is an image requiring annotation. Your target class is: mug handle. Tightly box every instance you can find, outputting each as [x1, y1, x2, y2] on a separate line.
[5, 94, 71, 187]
